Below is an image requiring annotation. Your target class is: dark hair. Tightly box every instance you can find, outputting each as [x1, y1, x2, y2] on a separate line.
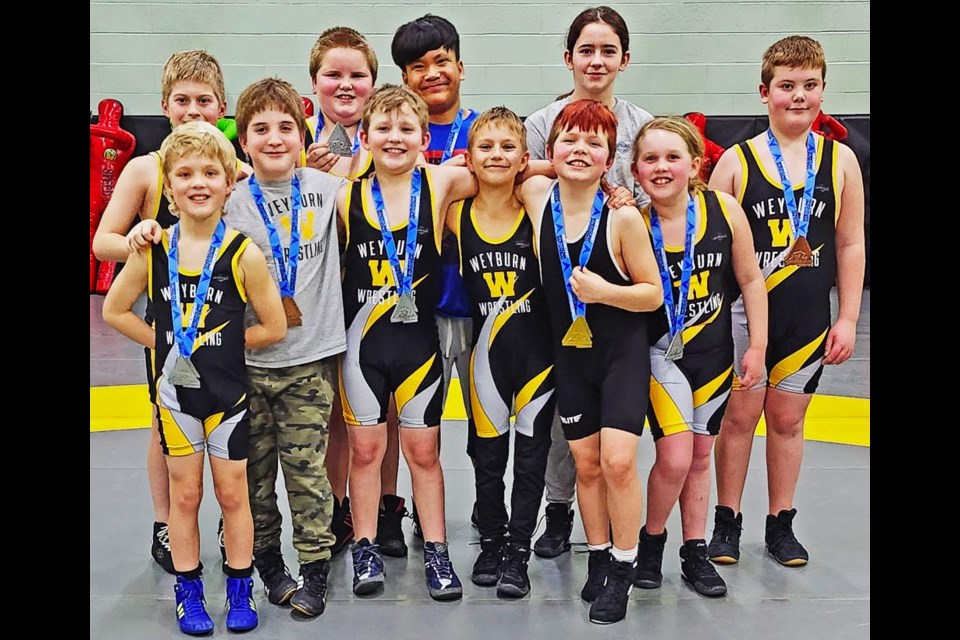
[565, 6, 630, 54]
[391, 14, 461, 69]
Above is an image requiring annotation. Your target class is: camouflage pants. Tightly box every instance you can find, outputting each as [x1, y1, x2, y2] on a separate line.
[246, 357, 337, 563]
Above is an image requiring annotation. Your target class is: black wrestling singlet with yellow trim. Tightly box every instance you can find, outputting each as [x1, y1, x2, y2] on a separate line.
[736, 136, 838, 325]
[148, 228, 251, 413]
[457, 199, 553, 437]
[642, 190, 735, 354]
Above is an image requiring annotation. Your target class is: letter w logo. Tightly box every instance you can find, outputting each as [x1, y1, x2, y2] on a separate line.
[767, 219, 792, 248]
[369, 259, 405, 286]
[483, 271, 517, 297]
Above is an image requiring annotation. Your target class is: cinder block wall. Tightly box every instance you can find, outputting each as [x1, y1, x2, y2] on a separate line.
[90, 0, 869, 117]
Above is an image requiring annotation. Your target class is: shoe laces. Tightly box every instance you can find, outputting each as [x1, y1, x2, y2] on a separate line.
[544, 507, 571, 537]
[258, 556, 291, 587]
[156, 525, 171, 551]
[715, 516, 742, 545]
[298, 565, 328, 596]
[683, 547, 714, 576]
[354, 544, 383, 575]
[500, 548, 528, 577]
[605, 558, 632, 589]
[227, 579, 253, 610]
[178, 582, 208, 617]
[425, 545, 454, 581]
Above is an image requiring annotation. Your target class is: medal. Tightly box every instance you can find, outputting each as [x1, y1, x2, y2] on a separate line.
[649, 195, 698, 362]
[391, 291, 419, 323]
[550, 183, 605, 349]
[282, 295, 303, 327]
[249, 173, 303, 321]
[561, 315, 593, 348]
[166, 219, 226, 390]
[315, 113, 361, 154]
[327, 122, 354, 157]
[371, 170, 422, 324]
[168, 355, 201, 388]
[784, 236, 814, 267]
[767, 130, 817, 269]
[664, 330, 684, 361]
[440, 109, 465, 163]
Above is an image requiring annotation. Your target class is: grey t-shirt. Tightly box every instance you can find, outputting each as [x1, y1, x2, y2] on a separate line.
[525, 96, 654, 207]
[225, 167, 347, 368]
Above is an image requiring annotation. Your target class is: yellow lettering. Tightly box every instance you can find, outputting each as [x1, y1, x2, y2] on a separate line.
[768, 219, 792, 248]
[482, 271, 517, 297]
[278, 209, 315, 241]
[368, 259, 408, 287]
[688, 271, 709, 300]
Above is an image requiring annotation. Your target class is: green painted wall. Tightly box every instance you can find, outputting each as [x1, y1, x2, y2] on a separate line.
[90, 0, 869, 116]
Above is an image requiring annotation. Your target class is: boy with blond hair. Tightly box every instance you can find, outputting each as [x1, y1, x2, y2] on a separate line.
[707, 35, 865, 567]
[103, 120, 287, 634]
[93, 49, 233, 574]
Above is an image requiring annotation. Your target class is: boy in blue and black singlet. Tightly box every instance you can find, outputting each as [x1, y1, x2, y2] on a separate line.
[708, 35, 865, 568]
[335, 84, 479, 601]
[447, 108, 555, 598]
[630, 117, 767, 599]
[103, 121, 287, 635]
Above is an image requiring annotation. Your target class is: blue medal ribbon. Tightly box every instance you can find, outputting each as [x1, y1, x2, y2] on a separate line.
[314, 113, 361, 154]
[248, 173, 301, 298]
[370, 169, 422, 297]
[766, 129, 817, 241]
[168, 219, 226, 360]
[440, 109, 465, 163]
[550, 183, 605, 320]
[648, 195, 697, 339]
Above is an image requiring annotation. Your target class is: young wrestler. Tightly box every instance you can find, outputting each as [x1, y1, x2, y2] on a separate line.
[518, 99, 662, 624]
[524, 6, 655, 558]
[707, 36, 865, 567]
[391, 14, 480, 541]
[92, 49, 232, 574]
[448, 107, 555, 598]
[630, 117, 767, 597]
[336, 84, 480, 601]
[103, 121, 286, 634]
[303, 26, 377, 181]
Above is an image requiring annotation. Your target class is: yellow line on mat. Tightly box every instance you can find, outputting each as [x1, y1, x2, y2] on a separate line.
[90, 380, 869, 447]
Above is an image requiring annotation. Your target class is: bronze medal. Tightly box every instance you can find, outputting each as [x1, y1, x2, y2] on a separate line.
[561, 315, 593, 349]
[784, 236, 814, 267]
[282, 295, 303, 327]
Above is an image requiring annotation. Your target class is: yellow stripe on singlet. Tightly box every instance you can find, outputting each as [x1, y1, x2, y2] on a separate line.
[395, 354, 437, 414]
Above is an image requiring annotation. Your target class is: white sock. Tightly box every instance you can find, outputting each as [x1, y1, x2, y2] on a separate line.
[610, 545, 638, 563]
[587, 541, 612, 552]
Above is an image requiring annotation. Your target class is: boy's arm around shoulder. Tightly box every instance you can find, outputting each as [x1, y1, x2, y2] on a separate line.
[424, 164, 478, 231]
[92, 155, 156, 262]
[238, 241, 287, 350]
[516, 174, 553, 230]
[721, 191, 767, 387]
[824, 142, 866, 365]
[101, 248, 155, 349]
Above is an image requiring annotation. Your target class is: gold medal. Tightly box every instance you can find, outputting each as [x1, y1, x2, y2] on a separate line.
[561, 315, 593, 349]
[282, 295, 303, 327]
[783, 236, 814, 267]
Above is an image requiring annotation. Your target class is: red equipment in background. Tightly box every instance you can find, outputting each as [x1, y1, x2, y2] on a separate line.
[90, 99, 136, 293]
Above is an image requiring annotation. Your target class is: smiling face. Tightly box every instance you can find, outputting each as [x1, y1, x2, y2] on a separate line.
[361, 104, 429, 175]
[162, 80, 225, 127]
[565, 22, 629, 99]
[549, 125, 613, 184]
[761, 65, 825, 134]
[401, 47, 464, 117]
[311, 47, 375, 126]
[632, 128, 702, 204]
[466, 122, 528, 187]
[240, 108, 303, 181]
[165, 153, 233, 222]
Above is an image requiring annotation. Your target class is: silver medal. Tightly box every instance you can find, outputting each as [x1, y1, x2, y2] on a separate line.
[390, 292, 419, 323]
[169, 355, 201, 388]
[664, 330, 684, 362]
[327, 123, 354, 157]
